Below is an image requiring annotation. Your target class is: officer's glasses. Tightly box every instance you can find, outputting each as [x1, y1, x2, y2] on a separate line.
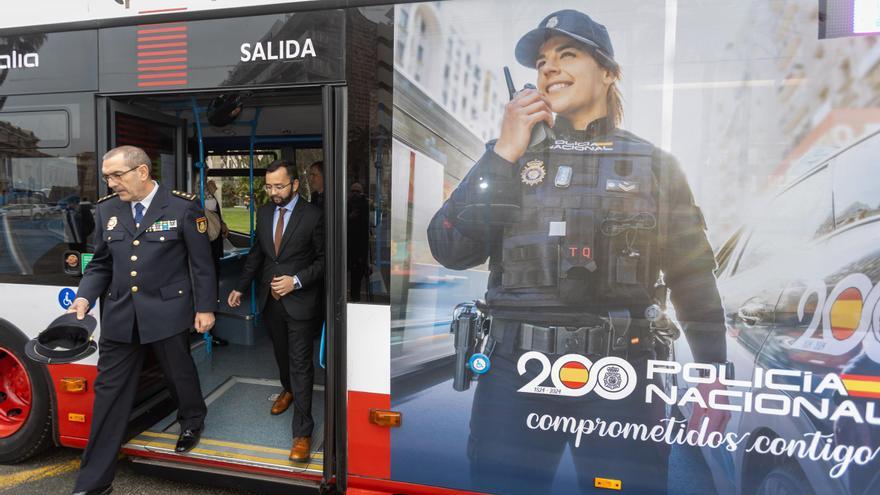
[264, 182, 292, 192]
[102, 165, 143, 184]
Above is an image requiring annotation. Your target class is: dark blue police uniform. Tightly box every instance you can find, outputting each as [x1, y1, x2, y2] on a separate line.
[428, 10, 727, 493]
[72, 184, 217, 493]
[429, 113, 726, 493]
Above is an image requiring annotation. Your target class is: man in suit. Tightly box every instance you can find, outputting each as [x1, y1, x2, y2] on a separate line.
[67, 145, 217, 495]
[227, 159, 324, 462]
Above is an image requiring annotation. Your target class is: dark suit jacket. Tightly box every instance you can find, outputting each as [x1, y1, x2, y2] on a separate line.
[77, 184, 218, 343]
[235, 196, 324, 320]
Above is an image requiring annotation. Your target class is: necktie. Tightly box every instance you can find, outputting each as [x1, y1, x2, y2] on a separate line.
[271, 207, 287, 300]
[274, 207, 287, 256]
[134, 203, 144, 227]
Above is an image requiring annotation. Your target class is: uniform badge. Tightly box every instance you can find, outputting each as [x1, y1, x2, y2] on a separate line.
[196, 216, 207, 234]
[546, 16, 559, 28]
[520, 159, 546, 186]
[107, 216, 117, 231]
[554, 165, 572, 188]
[606, 179, 639, 193]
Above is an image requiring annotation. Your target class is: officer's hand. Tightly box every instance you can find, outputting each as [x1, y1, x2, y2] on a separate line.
[688, 381, 731, 434]
[227, 290, 243, 308]
[194, 312, 215, 333]
[270, 275, 295, 297]
[66, 297, 90, 320]
[494, 87, 554, 163]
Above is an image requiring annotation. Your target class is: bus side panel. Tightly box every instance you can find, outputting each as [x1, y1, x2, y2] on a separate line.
[347, 391, 390, 478]
[346, 304, 391, 479]
[47, 363, 97, 448]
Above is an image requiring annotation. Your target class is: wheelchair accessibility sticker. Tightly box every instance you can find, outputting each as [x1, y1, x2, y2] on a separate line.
[58, 288, 76, 310]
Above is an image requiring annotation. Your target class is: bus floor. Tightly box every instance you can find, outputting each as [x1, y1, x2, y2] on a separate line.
[123, 331, 325, 476]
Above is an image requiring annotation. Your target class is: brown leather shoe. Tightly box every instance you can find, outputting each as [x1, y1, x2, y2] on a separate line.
[289, 436, 311, 462]
[271, 391, 293, 415]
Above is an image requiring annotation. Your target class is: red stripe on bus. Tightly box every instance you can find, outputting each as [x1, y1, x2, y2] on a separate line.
[136, 26, 187, 34]
[138, 65, 187, 72]
[46, 364, 98, 445]
[137, 34, 187, 42]
[348, 476, 490, 495]
[137, 80, 188, 87]
[347, 390, 391, 479]
[138, 49, 187, 57]
[137, 57, 187, 65]
[138, 42, 187, 50]
[138, 72, 187, 80]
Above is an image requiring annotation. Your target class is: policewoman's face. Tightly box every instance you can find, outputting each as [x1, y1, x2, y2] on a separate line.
[536, 35, 614, 121]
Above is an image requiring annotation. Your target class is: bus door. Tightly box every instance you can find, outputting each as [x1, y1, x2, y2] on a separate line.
[103, 87, 337, 492]
[105, 99, 187, 191]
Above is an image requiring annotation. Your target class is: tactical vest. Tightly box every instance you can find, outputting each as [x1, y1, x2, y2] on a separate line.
[486, 131, 660, 316]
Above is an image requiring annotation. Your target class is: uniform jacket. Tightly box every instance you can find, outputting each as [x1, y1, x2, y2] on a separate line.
[235, 197, 325, 320]
[77, 184, 218, 343]
[427, 117, 726, 363]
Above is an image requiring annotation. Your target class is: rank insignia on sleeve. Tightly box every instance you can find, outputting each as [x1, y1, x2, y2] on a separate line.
[107, 216, 118, 231]
[196, 216, 207, 234]
[521, 159, 546, 186]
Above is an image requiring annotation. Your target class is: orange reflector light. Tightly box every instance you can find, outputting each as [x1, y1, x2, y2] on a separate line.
[369, 409, 402, 427]
[630, 336, 640, 345]
[60, 377, 88, 393]
[595, 477, 621, 490]
[68, 413, 86, 423]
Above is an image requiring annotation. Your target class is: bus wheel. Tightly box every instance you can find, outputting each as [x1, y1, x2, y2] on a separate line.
[756, 464, 813, 495]
[0, 331, 53, 463]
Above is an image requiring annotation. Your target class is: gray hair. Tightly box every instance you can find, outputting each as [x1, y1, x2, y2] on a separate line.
[103, 145, 152, 174]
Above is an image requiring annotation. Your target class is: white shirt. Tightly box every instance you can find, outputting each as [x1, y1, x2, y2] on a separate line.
[131, 181, 160, 222]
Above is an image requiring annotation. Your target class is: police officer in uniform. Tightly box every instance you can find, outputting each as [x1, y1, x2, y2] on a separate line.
[67, 145, 217, 495]
[428, 10, 728, 494]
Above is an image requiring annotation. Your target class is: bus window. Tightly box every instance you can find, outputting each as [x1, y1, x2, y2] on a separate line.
[0, 93, 97, 283]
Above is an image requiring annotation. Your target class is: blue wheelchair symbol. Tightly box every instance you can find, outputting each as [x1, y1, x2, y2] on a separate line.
[58, 288, 76, 310]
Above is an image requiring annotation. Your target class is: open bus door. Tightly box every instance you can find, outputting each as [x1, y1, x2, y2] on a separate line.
[91, 87, 343, 493]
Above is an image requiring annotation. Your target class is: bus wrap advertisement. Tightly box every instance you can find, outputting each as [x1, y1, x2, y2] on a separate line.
[387, 1, 880, 494]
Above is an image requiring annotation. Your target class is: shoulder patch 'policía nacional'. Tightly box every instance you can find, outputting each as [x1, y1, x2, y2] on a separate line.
[171, 190, 197, 201]
[520, 159, 546, 186]
[97, 192, 118, 203]
[196, 216, 207, 234]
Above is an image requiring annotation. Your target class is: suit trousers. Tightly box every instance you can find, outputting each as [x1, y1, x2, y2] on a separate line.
[263, 297, 316, 438]
[73, 326, 206, 492]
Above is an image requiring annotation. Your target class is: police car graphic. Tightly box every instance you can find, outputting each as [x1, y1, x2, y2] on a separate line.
[674, 130, 880, 495]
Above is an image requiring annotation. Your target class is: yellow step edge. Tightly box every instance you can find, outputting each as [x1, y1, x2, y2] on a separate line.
[126, 439, 322, 469]
[136, 430, 323, 459]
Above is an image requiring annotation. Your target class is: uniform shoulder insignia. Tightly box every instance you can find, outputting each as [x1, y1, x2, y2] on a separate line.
[171, 190, 197, 201]
[97, 192, 118, 203]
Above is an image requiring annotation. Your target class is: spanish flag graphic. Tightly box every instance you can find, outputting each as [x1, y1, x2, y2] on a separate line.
[559, 362, 589, 389]
[840, 374, 880, 399]
[829, 287, 862, 341]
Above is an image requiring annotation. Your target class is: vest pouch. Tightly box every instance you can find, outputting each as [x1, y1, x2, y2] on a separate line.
[501, 234, 558, 289]
[559, 209, 597, 305]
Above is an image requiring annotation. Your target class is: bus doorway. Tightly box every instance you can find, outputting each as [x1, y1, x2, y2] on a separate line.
[97, 87, 332, 483]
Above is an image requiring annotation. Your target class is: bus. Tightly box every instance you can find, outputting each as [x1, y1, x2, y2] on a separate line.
[2, 1, 880, 494]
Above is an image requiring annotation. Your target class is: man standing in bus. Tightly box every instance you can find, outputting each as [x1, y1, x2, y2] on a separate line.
[227, 159, 324, 463]
[67, 145, 216, 495]
[428, 10, 729, 494]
